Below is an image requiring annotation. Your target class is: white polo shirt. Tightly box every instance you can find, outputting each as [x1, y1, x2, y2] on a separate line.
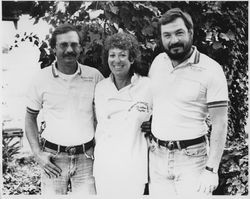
[149, 46, 228, 140]
[26, 62, 104, 146]
[94, 74, 152, 184]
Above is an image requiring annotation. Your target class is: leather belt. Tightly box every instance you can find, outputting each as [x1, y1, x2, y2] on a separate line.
[43, 138, 95, 155]
[150, 134, 206, 150]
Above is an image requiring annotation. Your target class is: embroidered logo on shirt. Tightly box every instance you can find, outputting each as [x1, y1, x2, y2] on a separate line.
[128, 102, 150, 113]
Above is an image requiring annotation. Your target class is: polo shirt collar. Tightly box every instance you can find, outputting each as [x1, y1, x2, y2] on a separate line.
[130, 73, 140, 86]
[108, 73, 139, 101]
[52, 62, 82, 78]
[185, 46, 200, 65]
[109, 73, 139, 87]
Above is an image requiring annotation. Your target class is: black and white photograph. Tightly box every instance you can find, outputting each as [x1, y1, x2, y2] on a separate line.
[1, 1, 248, 198]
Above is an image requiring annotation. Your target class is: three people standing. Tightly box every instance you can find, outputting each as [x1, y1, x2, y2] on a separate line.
[25, 7, 228, 196]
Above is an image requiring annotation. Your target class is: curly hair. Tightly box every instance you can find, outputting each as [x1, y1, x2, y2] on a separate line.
[49, 23, 82, 49]
[104, 32, 143, 76]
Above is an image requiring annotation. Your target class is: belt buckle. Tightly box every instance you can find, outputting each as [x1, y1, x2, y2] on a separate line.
[167, 141, 174, 150]
[65, 146, 76, 155]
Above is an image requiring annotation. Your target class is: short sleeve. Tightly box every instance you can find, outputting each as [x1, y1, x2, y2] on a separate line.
[96, 71, 104, 84]
[148, 54, 161, 78]
[207, 64, 229, 107]
[148, 53, 172, 78]
[26, 74, 43, 112]
[93, 71, 104, 101]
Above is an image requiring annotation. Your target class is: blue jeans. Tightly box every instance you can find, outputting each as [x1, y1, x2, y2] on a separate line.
[41, 145, 96, 195]
[148, 139, 209, 196]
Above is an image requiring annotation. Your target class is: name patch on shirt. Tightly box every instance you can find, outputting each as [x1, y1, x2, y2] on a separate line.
[128, 102, 150, 113]
[81, 76, 94, 82]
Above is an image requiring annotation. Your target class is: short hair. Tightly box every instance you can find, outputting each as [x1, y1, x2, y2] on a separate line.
[159, 8, 193, 31]
[104, 32, 143, 76]
[49, 23, 82, 49]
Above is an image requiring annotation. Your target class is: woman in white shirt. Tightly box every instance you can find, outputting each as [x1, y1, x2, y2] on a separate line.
[93, 32, 152, 195]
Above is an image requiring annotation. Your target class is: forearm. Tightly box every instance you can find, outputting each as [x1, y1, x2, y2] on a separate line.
[207, 124, 227, 171]
[206, 112, 228, 172]
[25, 112, 42, 155]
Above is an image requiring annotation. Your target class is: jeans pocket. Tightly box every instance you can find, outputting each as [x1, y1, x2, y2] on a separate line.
[84, 147, 95, 160]
[43, 147, 59, 158]
[184, 142, 207, 157]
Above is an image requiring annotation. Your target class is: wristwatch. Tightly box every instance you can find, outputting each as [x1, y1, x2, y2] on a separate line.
[205, 166, 217, 174]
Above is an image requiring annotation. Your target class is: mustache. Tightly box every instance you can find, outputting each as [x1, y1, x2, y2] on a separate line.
[63, 52, 77, 57]
[169, 43, 184, 49]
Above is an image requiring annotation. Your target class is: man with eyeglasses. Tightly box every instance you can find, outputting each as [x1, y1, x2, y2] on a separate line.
[25, 24, 103, 195]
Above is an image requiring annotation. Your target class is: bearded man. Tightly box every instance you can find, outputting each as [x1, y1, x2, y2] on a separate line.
[142, 8, 228, 196]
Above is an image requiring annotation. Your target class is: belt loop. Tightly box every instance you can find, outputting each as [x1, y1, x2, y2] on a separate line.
[42, 138, 46, 150]
[57, 144, 60, 154]
[156, 138, 160, 147]
[176, 141, 182, 150]
[205, 135, 209, 144]
[82, 143, 85, 153]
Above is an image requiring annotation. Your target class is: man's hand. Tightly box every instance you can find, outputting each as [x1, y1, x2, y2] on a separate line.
[197, 169, 218, 195]
[141, 116, 152, 135]
[25, 111, 62, 178]
[35, 151, 62, 178]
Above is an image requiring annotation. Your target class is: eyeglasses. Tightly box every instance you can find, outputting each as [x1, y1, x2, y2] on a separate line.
[56, 42, 80, 50]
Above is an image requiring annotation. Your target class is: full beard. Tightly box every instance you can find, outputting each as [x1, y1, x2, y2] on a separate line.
[165, 40, 192, 61]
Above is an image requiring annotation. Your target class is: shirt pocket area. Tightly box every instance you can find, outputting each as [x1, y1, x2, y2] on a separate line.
[174, 77, 201, 101]
[44, 91, 67, 111]
[79, 92, 93, 112]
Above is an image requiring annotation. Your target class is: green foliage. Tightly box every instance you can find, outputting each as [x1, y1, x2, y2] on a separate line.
[4, 1, 248, 195]
[189, 2, 248, 194]
[217, 141, 248, 195]
[2, 137, 21, 174]
[3, 156, 41, 195]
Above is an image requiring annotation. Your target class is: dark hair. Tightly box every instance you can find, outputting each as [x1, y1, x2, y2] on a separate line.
[159, 8, 193, 32]
[49, 23, 82, 49]
[104, 32, 143, 76]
